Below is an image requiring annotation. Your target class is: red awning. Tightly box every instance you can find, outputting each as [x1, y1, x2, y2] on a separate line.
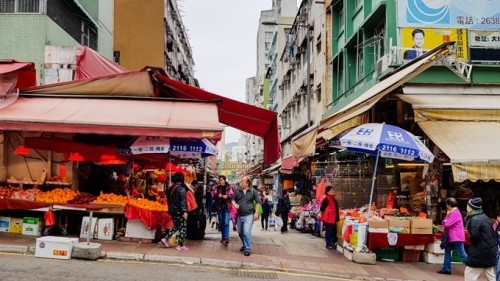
[0, 96, 223, 140]
[21, 68, 281, 166]
[75, 46, 127, 80]
[281, 155, 302, 170]
[0, 60, 36, 90]
[155, 72, 281, 166]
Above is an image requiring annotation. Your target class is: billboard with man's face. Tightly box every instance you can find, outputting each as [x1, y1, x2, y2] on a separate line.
[401, 27, 468, 61]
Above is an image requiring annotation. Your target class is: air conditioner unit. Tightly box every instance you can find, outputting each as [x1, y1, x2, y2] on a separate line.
[376, 54, 393, 74]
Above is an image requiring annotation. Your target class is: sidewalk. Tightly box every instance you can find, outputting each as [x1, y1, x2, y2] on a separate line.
[0, 221, 479, 281]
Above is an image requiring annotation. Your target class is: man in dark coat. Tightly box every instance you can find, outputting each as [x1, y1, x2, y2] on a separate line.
[464, 197, 497, 281]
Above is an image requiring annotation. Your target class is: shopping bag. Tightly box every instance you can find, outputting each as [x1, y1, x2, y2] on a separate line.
[44, 208, 55, 227]
[275, 216, 283, 228]
[186, 190, 198, 212]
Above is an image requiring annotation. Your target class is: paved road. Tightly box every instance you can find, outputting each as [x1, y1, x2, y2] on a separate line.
[0, 252, 354, 281]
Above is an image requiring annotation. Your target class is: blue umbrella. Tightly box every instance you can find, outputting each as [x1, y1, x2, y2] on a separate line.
[338, 123, 434, 214]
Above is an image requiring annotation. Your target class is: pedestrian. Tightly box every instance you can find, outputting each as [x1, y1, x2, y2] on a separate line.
[261, 198, 271, 231]
[214, 175, 233, 245]
[276, 189, 292, 234]
[492, 211, 500, 281]
[205, 184, 214, 219]
[231, 175, 261, 256]
[464, 197, 497, 281]
[318, 185, 340, 249]
[437, 197, 468, 275]
[161, 172, 189, 251]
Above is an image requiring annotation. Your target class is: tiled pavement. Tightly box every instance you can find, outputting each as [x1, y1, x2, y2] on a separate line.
[0, 221, 485, 281]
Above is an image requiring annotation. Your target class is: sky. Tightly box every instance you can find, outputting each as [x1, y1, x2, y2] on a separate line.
[178, 0, 272, 144]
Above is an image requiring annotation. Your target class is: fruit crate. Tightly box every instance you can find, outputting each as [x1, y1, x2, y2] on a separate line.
[402, 249, 421, 263]
[374, 247, 400, 261]
[451, 250, 463, 262]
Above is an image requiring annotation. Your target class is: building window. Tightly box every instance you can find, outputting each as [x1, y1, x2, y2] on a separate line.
[265, 42, 270, 50]
[357, 46, 364, 80]
[0, 0, 41, 13]
[81, 21, 90, 46]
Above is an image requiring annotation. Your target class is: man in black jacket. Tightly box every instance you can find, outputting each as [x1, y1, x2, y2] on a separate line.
[464, 197, 497, 281]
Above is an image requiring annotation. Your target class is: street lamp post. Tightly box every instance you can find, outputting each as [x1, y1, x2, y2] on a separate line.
[262, 21, 311, 127]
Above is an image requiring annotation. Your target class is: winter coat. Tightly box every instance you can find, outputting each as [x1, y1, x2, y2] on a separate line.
[214, 184, 233, 211]
[443, 208, 466, 242]
[276, 195, 291, 216]
[465, 210, 497, 268]
[320, 195, 339, 224]
[167, 183, 188, 217]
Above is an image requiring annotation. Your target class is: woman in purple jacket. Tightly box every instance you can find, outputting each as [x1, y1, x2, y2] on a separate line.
[438, 197, 468, 275]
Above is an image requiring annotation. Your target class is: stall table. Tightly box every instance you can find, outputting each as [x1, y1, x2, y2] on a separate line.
[368, 232, 434, 251]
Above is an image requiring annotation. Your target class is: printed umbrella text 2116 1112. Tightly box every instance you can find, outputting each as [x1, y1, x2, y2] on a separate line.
[338, 123, 435, 215]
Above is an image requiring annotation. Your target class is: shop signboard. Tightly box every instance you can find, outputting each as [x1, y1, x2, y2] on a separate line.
[469, 30, 500, 62]
[397, 0, 500, 30]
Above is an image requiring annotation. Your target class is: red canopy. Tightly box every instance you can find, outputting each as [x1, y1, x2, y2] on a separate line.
[20, 68, 281, 166]
[75, 46, 127, 80]
[0, 59, 36, 90]
[155, 72, 281, 166]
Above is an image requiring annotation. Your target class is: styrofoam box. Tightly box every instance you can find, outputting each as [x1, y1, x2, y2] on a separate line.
[336, 244, 344, 254]
[423, 251, 444, 264]
[22, 217, 42, 236]
[97, 218, 114, 240]
[404, 244, 425, 250]
[35, 236, 79, 260]
[343, 248, 353, 261]
[80, 216, 98, 239]
[125, 220, 156, 239]
[0, 216, 10, 232]
[425, 240, 445, 254]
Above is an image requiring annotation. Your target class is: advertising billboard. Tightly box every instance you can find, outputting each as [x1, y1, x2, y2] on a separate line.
[401, 27, 468, 61]
[397, 0, 500, 30]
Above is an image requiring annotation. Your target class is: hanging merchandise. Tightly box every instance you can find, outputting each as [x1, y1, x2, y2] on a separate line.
[315, 178, 326, 201]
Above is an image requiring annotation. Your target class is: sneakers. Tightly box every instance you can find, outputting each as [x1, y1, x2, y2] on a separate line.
[176, 245, 189, 251]
[160, 237, 169, 248]
[223, 239, 229, 246]
[244, 250, 250, 256]
[233, 226, 237, 231]
[239, 246, 245, 252]
[326, 245, 334, 250]
[437, 270, 451, 275]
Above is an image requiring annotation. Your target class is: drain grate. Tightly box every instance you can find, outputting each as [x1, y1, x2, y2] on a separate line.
[232, 270, 279, 279]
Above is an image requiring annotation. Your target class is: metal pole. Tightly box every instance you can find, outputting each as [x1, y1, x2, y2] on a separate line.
[306, 23, 311, 126]
[367, 150, 380, 218]
[203, 157, 208, 216]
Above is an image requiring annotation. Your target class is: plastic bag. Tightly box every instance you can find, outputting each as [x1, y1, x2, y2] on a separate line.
[186, 190, 198, 212]
[44, 208, 55, 227]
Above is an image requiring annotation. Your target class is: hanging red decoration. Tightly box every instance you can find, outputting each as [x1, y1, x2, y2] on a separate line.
[68, 152, 84, 162]
[14, 145, 30, 155]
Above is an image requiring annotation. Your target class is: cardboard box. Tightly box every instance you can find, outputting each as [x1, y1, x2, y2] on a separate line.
[9, 218, 23, 234]
[411, 218, 432, 228]
[35, 236, 79, 260]
[411, 218, 433, 234]
[97, 218, 114, 240]
[368, 220, 388, 229]
[412, 228, 433, 234]
[388, 218, 410, 228]
[80, 216, 98, 239]
[125, 220, 156, 239]
[22, 217, 42, 236]
[0, 216, 11, 232]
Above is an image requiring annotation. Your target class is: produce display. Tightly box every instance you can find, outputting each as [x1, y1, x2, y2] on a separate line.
[0, 186, 43, 200]
[67, 193, 97, 204]
[92, 193, 128, 205]
[128, 198, 167, 212]
[35, 188, 78, 204]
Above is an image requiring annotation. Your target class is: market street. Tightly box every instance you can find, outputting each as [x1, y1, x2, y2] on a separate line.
[0, 221, 483, 281]
[0, 252, 352, 281]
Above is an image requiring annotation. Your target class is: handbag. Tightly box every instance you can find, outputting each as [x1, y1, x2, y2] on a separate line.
[440, 230, 449, 250]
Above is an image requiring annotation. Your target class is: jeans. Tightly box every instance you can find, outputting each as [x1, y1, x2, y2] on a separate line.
[324, 223, 337, 247]
[442, 242, 468, 273]
[261, 215, 269, 230]
[218, 205, 230, 240]
[237, 214, 254, 252]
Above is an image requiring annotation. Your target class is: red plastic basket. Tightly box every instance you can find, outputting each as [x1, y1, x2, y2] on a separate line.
[402, 249, 421, 263]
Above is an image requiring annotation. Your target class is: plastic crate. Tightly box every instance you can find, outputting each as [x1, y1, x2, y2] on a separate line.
[451, 250, 463, 262]
[374, 247, 400, 261]
[402, 249, 421, 263]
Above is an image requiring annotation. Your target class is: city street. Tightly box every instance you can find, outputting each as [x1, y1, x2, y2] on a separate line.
[0, 252, 352, 281]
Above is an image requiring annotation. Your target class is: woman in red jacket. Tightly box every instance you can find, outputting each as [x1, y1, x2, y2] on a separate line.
[318, 186, 340, 249]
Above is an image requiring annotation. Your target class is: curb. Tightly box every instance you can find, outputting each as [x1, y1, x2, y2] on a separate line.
[0, 244, 29, 254]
